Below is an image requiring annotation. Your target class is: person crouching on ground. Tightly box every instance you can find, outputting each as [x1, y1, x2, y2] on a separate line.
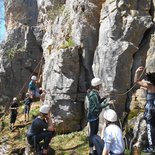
[26, 105, 55, 155]
[9, 97, 18, 130]
[24, 92, 33, 122]
[92, 109, 125, 155]
[87, 77, 112, 155]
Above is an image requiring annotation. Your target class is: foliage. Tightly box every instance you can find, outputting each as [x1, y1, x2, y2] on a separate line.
[60, 38, 75, 49]
[127, 109, 139, 120]
[5, 44, 25, 61]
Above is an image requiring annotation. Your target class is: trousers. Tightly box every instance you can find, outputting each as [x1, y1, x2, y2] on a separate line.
[27, 131, 53, 150]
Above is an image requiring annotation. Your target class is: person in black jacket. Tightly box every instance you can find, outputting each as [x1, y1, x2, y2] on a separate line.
[10, 97, 18, 130]
[27, 105, 55, 155]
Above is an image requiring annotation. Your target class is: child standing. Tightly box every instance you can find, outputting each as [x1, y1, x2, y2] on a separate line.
[24, 93, 33, 122]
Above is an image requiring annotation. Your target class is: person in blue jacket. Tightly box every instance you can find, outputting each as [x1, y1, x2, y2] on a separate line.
[28, 75, 40, 99]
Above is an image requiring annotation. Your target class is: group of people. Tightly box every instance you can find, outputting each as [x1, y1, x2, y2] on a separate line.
[9, 65, 155, 155]
[9, 75, 46, 130]
[86, 66, 155, 155]
[86, 77, 125, 155]
[9, 75, 53, 155]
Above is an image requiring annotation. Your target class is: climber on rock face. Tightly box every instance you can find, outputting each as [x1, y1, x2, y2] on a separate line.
[28, 75, 40, 99]
[134, 66, 155, 153]
[26, 104, 55, 155]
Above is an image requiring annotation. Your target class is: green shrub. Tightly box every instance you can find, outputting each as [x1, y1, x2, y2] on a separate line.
[5, 44, 25, 61]
[60, 38, 75, 49]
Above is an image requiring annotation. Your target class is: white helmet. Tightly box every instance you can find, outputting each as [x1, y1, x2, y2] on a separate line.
[13, 97, 17, 101]
[40, 105, 50, 114]
[31, 75, 37, 81]
[26, 92, 29, 97]
[91, 78, 102, 87]
[103, 109, 117, 122]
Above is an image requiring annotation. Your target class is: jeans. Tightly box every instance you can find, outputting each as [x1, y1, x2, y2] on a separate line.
[92, 135, 104, 155]
[89, 118, 99, 147]
[92, 135, 125, 155]
[144, 93, 155, 147]
[27, 131, 53, 149]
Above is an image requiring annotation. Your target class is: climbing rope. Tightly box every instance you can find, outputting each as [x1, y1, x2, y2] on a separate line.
[110, 67, 146, 96]
[109, 67, 146, 153]
[0, 56, 44, 128]
[17, 56, 44, 98]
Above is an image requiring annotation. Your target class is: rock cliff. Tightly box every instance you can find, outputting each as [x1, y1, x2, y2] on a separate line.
[0, 0, 155, 135]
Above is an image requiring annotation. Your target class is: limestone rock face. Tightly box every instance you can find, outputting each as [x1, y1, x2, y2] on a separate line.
[1, 0, 155, 133]
[43, 47, 83, 132]
[93, 0, 152, 112]
[0, 0, 44, 104]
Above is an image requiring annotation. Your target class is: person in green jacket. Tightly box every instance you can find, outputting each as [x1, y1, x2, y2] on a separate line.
[87, 77, 111, 155]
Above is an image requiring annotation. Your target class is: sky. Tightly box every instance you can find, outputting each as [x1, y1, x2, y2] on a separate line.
[0, 0, 6, 43]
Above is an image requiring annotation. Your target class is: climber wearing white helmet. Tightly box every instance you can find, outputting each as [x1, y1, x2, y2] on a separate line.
[9, 97, 18, 130]
[26, 104, 55, 155]
[28, 75, 40, 99]
[92, 109, 125, 155]
[86, 77, 112, 155]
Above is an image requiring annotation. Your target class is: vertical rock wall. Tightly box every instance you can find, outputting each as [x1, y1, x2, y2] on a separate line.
[1, 0, 155, 133]
[0, 0, 44, 104]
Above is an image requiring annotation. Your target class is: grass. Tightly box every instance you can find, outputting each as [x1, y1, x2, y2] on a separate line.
[52, 129, 89, 155]
[0, 101, 89, 154]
